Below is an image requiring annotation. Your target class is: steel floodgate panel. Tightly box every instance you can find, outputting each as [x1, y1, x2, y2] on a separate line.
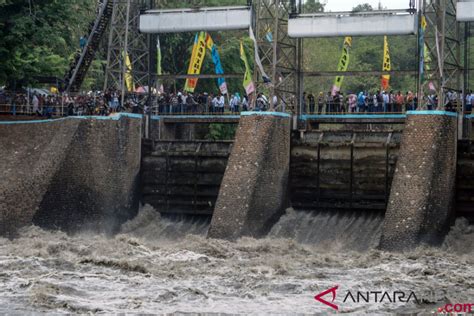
[139, 6, 251, 33]
[288, 11, 417, 37]
[457, 0, 474, 22]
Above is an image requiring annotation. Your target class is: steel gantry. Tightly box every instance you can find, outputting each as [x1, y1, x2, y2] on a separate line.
[96, 0, 471, 113]
[104, 0, 152, 104]
[252, 0, 299, 112]
[423, 0, 462, 107]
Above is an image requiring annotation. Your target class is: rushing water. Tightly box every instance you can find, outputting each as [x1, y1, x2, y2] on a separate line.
[0, 205, 473, 314]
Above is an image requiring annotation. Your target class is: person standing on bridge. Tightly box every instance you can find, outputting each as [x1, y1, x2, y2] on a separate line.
[242, 95, 249, 112]
[308, 93, 315, 114]
[382, 91, 389, 113]
[234, 93, 241, 113]
[317, 92, 324, 114]
[80, 35, 87, 51]
[466, 90, 473, 114]
[389, 90, 395, 113]
[217, 93, 225, 113]
[32, 93, 40, 116]
[395, 91, 404, 113]
[348, 93, 356, 113]
[357, 92, 365, 113]
[325, 92, 333, 113]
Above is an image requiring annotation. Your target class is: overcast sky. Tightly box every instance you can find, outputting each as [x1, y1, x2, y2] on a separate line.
[323, 0, 411, 11]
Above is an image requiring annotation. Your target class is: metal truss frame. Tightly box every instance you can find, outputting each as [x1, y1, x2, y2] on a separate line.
[104, 0, 151, 103]
[423, 0, 462, 108]
[253, 0, 299, 112]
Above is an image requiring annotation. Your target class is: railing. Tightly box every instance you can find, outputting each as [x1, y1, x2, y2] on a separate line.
[0, 94, 467, 118]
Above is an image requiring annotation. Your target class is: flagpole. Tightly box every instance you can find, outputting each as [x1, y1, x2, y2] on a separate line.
[416, 0, 423, 110]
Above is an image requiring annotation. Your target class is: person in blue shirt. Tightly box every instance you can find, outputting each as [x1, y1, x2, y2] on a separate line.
[80, 35, 87, 50]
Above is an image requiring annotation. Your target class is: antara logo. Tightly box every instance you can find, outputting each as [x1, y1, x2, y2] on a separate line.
[314, 285, 339, 311]
[314, 286, 419, 311]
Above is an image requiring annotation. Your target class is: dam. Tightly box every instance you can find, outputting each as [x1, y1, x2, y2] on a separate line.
[1, 111, 472, 251]
[1, 112, 474, 314]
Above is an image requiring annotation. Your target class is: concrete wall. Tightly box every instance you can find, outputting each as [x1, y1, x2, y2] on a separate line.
[208, 112, 291, 240]
[379, 111, 458, 251]
[0, 114, 142, 236]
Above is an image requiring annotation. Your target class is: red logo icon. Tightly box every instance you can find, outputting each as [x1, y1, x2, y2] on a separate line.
[314, 285, 339, 311]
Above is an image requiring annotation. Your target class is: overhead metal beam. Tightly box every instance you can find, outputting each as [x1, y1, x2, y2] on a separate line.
[303, 70, 420, 77]
[288, 10, 418, 38]
[457, 0, 474, 21]
[139, 6, 251, 33]
[155, 73, 244, 79]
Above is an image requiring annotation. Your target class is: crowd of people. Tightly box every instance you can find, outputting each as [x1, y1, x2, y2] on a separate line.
[302, 89, 473, 114]
[1, 88, 473, 118]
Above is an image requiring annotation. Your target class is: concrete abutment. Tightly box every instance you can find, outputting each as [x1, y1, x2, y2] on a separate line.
[0, 114, 142, 236]
[208, 112, 291, 240]
[380, 112, 458, 251]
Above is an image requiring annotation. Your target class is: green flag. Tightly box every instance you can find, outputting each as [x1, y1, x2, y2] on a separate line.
[240, 41, 255, 95]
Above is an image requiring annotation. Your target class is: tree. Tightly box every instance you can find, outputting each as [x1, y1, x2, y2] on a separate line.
[351, 3, 374, 12]
[303, 0, 325, 13]
[0, 0, 96, 88]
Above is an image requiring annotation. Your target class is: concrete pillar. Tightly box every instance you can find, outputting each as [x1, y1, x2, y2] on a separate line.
[208, 112, 291, 240]
[379, 111, 458, 251]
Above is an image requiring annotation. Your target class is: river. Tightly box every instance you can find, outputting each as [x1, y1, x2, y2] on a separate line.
[0, 205, 473, 314]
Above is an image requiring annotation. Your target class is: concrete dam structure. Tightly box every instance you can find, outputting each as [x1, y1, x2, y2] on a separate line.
[0, 111, 471, 251]
[0, 114, 142, 236]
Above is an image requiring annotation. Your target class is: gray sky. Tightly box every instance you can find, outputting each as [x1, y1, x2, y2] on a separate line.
[324, 0, 411, 12]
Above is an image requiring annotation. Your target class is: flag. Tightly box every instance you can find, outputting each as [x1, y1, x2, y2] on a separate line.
[332, 37, 352, 96]
[184, 32, 207, 92]
[422, 16, 431, 82]
[419, 16, 427, 83]
[156, 37, 164, 93]
[156, 37, 162, 76]
[206, 33, 228, 95]
[249, 25, 271, 83]
[240, 41, 255, 95]
[124, 51, 133, 92]
[381, 36, 391, 90]
[265, 26, 273, 42]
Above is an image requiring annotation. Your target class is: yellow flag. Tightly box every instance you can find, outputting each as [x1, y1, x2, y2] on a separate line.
[124, 52, 134, 92]
[184, 32, 207, 92]
[381, 36, 391, 90]
[332, 37, 352, 95]
[240, 41, 255, 94]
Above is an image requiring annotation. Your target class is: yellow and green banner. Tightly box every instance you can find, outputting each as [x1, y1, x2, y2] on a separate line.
[419, 16, 427, 83]
[381, 36, 391, 90]
[124, 51, 134, 92]
[156, 37, 164, 93]
[331, 37, 352, 96]
[184, 31, 207, 93]
[240, 41, 255, 95]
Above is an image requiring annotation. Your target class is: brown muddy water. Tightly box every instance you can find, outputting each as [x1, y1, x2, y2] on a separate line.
[0, 205, 473, 314]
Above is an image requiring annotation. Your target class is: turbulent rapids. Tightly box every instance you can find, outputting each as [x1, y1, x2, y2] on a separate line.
[0, 205, 473, 314]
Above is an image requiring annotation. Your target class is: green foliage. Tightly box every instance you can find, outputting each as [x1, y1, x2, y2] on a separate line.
[351, 3, 374, 12]
[0, 0, 96, 88]
[303, 33, 418, 95]
[303, 0, 325, 13]
[206, 123, 237, 140]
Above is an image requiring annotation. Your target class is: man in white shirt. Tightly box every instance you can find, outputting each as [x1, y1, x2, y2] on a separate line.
[382, 91, 389, 112]
[217, 93, 225, 113]
[32, 94, 40, 115]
